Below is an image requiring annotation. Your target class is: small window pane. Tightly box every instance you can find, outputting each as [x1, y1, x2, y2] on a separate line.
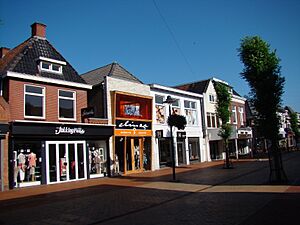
[42, 62, 50, 69]
[172, 99, 179, 107]
[59, 90, 74, 98]
[59, 99, 74, 118]
[25, 86, 43, 94]
[52, 64, 60, 71]
[191, 102, 196, 109]
[184, 100, 189, 108]
[155, 95, 164, 104]
[25, 95, 43, 117]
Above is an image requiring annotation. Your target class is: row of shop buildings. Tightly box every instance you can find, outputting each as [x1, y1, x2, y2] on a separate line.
[0, 23, 253, 191]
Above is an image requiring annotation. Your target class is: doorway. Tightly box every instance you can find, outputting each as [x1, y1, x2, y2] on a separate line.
[115, 137, 145, 174]
[177, 141, 186, 165]
[46, 141, 87, 183]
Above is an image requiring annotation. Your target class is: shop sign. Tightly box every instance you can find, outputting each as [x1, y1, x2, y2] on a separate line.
[116, 120, 152, 130]
[55, 126, 86, 135]
[177, 132, 186, 139]
[115, 129, 152, 137]
[81, 107, 95, 118]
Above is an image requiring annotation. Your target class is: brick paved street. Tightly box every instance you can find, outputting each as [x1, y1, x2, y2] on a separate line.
[1, 151, 300, 225]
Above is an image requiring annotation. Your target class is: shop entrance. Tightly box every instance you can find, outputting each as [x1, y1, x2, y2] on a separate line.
[46, 141, 87, 183]
[177, 141, 186, 165]
[115, 137, 151, 174]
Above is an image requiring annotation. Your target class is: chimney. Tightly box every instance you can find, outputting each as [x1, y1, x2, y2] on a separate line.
[31, 22, 47, 38]
[0, 47, 10, 58]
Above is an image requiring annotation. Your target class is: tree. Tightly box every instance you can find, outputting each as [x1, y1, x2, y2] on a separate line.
[167, 114, 187, 130]
[214, 82, 232, 168]
[238, 36, 286, 183]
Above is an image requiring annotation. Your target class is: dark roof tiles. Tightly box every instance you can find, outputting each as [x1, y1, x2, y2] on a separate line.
[0, 37, 86, 84]
[81, 62, 143, 86]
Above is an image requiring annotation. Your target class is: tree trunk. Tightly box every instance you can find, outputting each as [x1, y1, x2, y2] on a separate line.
[224, 139, 231, 168]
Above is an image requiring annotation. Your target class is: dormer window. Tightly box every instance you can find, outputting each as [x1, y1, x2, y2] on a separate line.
[38, 56, 66, 74]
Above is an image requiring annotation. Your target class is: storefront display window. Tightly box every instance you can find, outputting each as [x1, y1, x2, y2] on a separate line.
[188, 137, 200, 162]
[184, 100, 197, 125]
[87, 140, 107, 178]
[13, 141, 42, 187]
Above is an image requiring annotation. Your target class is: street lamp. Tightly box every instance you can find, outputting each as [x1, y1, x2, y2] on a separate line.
[163, 95, 177, 181]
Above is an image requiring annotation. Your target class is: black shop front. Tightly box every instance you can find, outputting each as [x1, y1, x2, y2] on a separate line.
[9, 121, 113, 189]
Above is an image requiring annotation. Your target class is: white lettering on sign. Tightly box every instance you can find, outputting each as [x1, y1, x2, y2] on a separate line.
[118, 120, 149, 130]
[55, 126, 86, 135]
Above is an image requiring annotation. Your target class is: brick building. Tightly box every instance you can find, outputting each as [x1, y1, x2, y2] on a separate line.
[0, 23, 113, 190]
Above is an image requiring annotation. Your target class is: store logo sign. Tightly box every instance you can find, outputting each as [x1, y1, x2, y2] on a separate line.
[116, 120, 151, 130]
[55, 126, 86, 135]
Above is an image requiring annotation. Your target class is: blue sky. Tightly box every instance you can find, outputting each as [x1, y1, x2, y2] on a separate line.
[1, 0, 299, 111]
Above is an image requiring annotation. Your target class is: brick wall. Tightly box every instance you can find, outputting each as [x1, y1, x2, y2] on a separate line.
[8, 79, 87, 122]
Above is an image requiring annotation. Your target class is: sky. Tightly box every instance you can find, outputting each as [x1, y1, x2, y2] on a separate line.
[0, 0, 299, 111]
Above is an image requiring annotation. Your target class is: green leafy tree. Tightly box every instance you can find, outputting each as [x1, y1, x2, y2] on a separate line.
[290, 112, 300, 141]
[238, 36, 286, 183]
[214, 82, 232, 168]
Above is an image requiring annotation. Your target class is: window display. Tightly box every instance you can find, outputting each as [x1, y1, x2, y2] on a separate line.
[13, 141, 42, 187]
[88, 141, 107, 178]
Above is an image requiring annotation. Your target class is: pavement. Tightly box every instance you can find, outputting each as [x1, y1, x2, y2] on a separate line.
[0, 151, 300, 225]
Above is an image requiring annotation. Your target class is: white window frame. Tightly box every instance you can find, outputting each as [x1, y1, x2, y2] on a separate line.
[209, 94, 216, 103]
[58, 89, 76, 121]
[171, 99, 181, 115]
[184, 100, 198, 126]
[155, 94, 166, 124]
[40, 61, 63, 74]
[207, 112, 218, 128]
[232, 105, 237, 124]
[24, 84, 45, 119]
[239, 106, 244, 126]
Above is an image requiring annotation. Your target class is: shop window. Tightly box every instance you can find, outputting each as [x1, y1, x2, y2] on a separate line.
[24, 84, 45, 119]
[184, 100, 197, 125]
[13, 141, 42, 188]
[155, 95, 166, 124]
[87, 141, 107, 178]
[58, 90, 76, 120]
[116, 93, 152, 120]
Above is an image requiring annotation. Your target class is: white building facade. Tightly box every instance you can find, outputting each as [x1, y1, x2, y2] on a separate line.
[150, 84, 207, 170]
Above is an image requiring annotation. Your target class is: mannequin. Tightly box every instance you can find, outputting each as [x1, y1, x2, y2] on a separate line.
[17, 150, 26, 182]
[28, 152, 37, 181]
[114, 154, 119, 174]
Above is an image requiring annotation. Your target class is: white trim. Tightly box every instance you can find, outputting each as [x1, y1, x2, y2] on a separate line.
[58, 89, 76, 121]
[24, 84, 46, 119]
[150, 84, 203, 98]
[6, 71, 92, 89]
[38, 56, 67, 65]
[39, 61, 63, 74]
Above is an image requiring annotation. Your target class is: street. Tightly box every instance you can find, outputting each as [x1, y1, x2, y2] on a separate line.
[1, 151, 300, 225]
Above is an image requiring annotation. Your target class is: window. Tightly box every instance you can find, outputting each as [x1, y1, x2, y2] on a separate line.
[155, 95, 166, 124]
[40, 61, 62, 74]
[239, 106, 244, 125]
[207, 112, 218, 128]
[171, 99, 181, 115]
[209, 94, 216, 103]
[59, 90, 75, 120]
[184, 100, 197, 125]
[232, 106, 237, 124]
[24, 85, 45, 118]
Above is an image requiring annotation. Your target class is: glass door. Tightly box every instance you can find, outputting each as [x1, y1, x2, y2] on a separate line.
[46, 141, 87, 184]
[125, 138, 143, 173]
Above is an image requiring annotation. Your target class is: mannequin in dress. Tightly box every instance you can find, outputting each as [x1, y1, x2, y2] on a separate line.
[17, 150, 26, 182]
[28, 152, 37, 181]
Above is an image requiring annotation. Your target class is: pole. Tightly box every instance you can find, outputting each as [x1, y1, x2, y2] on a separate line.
[169, 105, 176, 181]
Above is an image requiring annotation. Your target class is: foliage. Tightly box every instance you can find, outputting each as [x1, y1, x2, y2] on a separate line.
[238, 36, 286, 182]
[238, 36, 285, 140]
[167, 114, 187, 130]
[290, 112, 300, 138]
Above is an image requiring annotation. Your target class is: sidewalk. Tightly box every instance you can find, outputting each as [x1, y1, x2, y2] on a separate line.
[1, 154, 299, 201]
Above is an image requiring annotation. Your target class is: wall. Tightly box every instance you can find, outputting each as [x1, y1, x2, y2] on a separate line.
[8, 79, 87, 122]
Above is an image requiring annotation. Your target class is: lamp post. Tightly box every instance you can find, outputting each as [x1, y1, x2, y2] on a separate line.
[163, 95, 176, 181]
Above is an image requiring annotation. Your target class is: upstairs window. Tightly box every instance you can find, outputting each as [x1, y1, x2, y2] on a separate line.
[231, 105, 237, 124]
[38, 57, 66, 74]
[209, 94, 216, 103]
[24, 85, 45, 119]
[155, 95, 166, 124]
[239, 106, 244, 126]
[171, 99, 181, 115]
[184, 100, 197, 125]
[59, 90, 76, 120]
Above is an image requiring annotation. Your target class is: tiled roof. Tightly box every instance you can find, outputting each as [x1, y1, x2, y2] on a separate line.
[81, 62, 143, 86]
[173, 79, 210, 94]
[0, 37, 86, 84]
